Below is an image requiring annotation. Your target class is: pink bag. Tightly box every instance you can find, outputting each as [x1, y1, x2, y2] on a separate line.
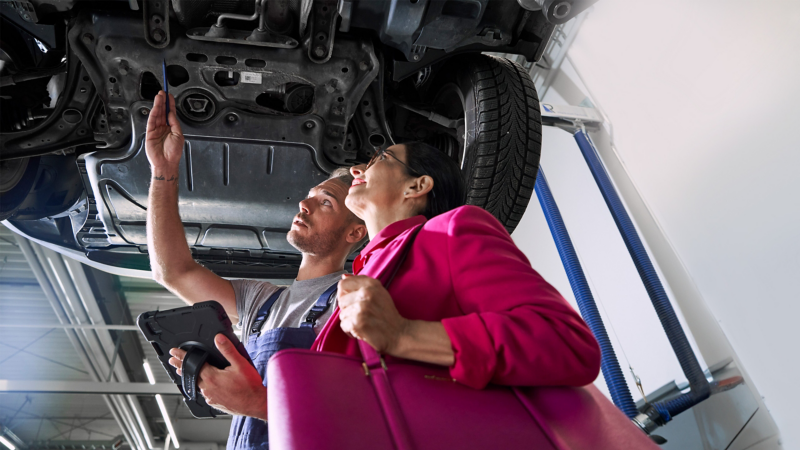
[267, 227, 658, 449]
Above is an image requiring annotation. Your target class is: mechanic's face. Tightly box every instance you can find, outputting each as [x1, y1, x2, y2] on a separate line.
[287, 178, 353, 256]
[346, 144, 415, 222]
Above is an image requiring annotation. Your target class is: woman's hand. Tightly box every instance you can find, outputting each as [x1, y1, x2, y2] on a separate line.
[145, 91, 184, 174]
[337, 274, 411, 355]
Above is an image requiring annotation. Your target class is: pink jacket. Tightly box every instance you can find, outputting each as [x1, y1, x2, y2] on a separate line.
[312, 205, 601, 389]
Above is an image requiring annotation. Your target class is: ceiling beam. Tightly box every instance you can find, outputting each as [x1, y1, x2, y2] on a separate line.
[0, 324, 140, 331]
[27, 435, 124, 450]
[0, 380, 180, 396]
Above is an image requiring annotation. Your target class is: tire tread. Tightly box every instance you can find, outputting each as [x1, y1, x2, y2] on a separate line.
[460, 55, 542, 234]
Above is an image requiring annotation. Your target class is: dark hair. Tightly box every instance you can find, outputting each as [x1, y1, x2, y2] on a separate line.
[402, 141, 466, 219]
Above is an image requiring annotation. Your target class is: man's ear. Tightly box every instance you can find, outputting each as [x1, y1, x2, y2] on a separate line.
[346, 222, 368, 245]
[405, 175, 433, 199]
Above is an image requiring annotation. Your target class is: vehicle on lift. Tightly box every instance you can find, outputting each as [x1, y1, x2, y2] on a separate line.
[0, 0, 596, 278]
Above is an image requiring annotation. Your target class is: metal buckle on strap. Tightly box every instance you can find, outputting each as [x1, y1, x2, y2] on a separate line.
[362, 355, 388, 376]
[251, 319, 266, 336]
[303, 283, 337, 328]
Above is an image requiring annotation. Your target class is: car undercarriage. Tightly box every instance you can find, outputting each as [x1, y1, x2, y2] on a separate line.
[1, 0, 596, 278]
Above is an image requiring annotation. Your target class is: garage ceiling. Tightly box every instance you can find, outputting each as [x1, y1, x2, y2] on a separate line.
[0, 224, 231, 450]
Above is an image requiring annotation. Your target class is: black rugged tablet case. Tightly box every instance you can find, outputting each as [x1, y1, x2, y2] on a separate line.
[137, 301, 252, 418]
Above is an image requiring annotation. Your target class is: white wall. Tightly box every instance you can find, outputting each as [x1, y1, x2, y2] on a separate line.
[512, 125, 707, 403]
[513, 0, 799, 447]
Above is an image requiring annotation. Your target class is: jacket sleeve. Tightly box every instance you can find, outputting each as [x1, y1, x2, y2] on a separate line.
[440, 206, 601, 389]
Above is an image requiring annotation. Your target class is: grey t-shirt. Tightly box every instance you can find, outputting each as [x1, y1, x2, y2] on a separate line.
[233, 270, 345, 344]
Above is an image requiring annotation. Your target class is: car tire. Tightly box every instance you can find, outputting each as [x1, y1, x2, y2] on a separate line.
[431, 54, 542, 234]
[0, 157, 40, 221]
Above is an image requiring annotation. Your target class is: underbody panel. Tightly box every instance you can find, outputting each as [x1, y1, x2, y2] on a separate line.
[84, 102, 329, 254]
[68, 12, 379, 165]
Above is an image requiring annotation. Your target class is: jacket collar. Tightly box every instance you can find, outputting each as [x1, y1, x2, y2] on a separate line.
[354, 215, 426, 274]
[362, 215, 426, 255]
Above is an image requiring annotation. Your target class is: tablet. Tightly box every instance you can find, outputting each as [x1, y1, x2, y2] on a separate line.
[137, 301, 252, 418]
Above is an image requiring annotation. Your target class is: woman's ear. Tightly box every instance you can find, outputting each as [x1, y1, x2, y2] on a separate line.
[405, 175, 434, 199]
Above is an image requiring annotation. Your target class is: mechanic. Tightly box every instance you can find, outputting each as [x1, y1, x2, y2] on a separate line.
[144, 91, 367, 450]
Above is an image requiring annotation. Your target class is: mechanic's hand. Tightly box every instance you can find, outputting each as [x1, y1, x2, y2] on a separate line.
[168, 334, 267, 421]
[145, 91, 184, 173]
[338, 274, 410, 355]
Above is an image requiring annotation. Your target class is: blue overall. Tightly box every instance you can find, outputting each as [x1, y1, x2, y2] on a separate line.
[227, 284, 338, 450]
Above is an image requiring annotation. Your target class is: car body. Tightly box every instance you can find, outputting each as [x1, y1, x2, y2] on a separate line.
[1, 0, 596, 278]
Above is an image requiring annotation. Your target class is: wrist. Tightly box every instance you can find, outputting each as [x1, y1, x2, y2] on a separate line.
[251, 385, 268, 422]
[151, 165, 179, 181]
[387, 320, 455, 367]
[390, 319, 415, 357]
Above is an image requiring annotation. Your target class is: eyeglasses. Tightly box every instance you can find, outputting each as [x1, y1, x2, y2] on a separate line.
[365, 148, 423, 177]
[365, 147, 436, 199]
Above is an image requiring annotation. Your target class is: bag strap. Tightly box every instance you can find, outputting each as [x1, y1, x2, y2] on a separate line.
[358, 224, 423, 367]
[355, 224, 423, 450]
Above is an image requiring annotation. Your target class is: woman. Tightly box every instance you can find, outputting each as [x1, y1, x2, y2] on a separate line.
[312, 142, 601, 388]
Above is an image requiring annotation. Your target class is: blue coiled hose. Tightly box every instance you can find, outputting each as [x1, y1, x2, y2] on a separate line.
[573, 130, 710, 421]
[535, 169, 639, 419]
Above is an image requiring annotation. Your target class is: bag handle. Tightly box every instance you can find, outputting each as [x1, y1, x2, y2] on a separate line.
[358, 224, 423, 367]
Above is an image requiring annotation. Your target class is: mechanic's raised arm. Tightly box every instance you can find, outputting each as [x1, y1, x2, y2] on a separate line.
[145, 91, 237, 320]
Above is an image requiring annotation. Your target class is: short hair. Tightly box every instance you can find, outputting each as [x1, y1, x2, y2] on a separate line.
[328, 167, 354, 187]
[326, 168, 363, 226]
[402, 141, 466, 219]
[327, 167, 368, 253]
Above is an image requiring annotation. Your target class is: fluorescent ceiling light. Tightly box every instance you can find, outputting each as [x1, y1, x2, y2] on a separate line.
[0, 436, 16, 450]
[155, 395, 180, 449]
[128, 397, 154, 449]
[145, 360, 179, 449]
[143, 361, 157, 385]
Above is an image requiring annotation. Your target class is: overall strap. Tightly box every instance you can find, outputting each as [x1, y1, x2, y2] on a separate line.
[250, 287, 286, 336]
[301, 282, 339, 329]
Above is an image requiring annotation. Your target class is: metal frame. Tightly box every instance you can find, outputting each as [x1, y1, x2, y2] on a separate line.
[0, 381, 178, 396]
[538, 96, 780, 447]
[578, 122, 781, 448]
[26, 435, 124, 450]
[0, 324, 139, 331]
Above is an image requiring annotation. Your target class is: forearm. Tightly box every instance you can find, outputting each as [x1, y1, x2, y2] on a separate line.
[147, 164, 195, 284]
[392, 320, 454, 367]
